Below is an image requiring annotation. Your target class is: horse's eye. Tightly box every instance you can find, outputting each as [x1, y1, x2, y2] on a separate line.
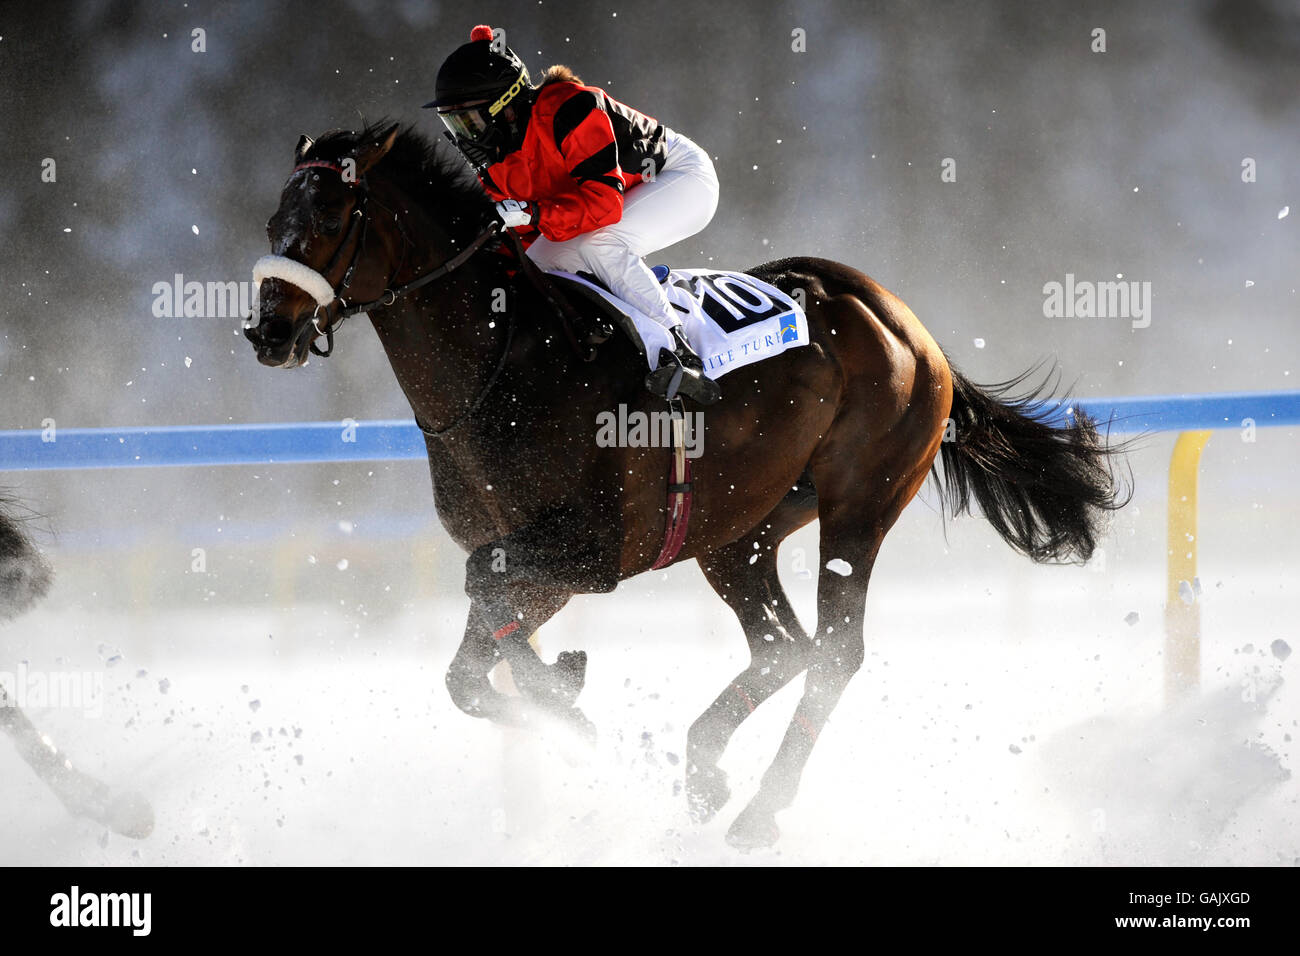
[320, 217, 342, 235]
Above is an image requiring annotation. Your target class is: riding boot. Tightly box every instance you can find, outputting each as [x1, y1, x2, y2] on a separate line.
[645, 325, 722, 405]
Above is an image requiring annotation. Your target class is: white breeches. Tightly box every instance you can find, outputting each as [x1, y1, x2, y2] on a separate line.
[525, 129, 719, 330]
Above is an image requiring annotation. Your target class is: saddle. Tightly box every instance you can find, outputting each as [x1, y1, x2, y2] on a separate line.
[502, 231, 720, 405]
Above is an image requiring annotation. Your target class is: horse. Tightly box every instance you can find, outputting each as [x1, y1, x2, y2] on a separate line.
[0, 495, 153, 838]
[243, 121, 1125, 848]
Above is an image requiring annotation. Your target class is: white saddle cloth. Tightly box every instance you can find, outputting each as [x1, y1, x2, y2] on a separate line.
[552, 268, 810, 378]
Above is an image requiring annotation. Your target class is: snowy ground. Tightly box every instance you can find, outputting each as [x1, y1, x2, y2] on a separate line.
[1, 565, 1294, 866]
[1, 434, 1296, 866]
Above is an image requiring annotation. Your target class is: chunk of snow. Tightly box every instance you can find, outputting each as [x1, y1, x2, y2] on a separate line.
[1124, 611, 1140, 626]
[826, 558, 853, 576]
[1271, 639, 1291, 661]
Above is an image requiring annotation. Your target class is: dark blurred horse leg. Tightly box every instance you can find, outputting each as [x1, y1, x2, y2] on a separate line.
[1, 687, 155, 838]
[686, 497, 817, 822]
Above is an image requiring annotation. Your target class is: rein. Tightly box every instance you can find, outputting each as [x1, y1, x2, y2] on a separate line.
[417, 300, 517, 438]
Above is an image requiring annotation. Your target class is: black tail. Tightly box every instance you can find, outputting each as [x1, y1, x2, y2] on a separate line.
[936, 365, 1129, 564]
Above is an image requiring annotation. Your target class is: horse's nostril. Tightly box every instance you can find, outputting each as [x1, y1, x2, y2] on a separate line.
[251, 318, 293, 347]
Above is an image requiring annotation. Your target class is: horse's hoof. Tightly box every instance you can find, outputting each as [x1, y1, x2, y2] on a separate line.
[546, 706, 597, 767]
[518, 650, 587, 710]
[103, 791, 155, 840]
[686, 764, 731, 824]
[554, 650, 587, 704]
[725, 805, 780, 850]
[573, 710, 597, 746]
[558, 706, 597, 748]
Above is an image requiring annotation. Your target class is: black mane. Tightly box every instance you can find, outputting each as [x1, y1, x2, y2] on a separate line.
[303, 120, 490, 241]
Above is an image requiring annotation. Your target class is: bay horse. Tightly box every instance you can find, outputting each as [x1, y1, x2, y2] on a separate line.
[244, 122, 1124, 848]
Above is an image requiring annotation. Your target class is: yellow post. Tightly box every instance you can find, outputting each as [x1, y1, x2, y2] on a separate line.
[1165, 430, 1211, 703]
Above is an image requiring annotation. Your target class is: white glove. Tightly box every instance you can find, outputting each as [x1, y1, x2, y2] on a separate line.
[495, 199, 535, 229]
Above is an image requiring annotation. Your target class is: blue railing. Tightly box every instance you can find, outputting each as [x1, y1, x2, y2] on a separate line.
[1046, 390, 1300, 433]
[1, 390, 1298, 471]
[0, 419, 426, 471]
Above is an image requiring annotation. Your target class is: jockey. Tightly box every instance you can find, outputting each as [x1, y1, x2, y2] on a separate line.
[424, 24, 721, 403]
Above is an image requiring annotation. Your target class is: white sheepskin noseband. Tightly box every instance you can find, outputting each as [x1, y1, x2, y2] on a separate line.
[252, 255, 336, 308]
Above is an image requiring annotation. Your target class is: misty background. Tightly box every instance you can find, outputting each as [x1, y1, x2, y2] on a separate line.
[3, 0, 1296, 425]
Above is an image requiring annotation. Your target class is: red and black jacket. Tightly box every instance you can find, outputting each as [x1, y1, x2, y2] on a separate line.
[480, 79, 668, 242]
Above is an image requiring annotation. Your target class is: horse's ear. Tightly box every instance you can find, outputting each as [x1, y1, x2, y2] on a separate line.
[295, 134, 314, 161]
[353, 123, 401, 176]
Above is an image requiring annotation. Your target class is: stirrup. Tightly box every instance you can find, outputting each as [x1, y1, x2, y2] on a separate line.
[645, 347, 721, 405]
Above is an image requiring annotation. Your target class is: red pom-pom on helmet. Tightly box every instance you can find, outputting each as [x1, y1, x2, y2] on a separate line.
[469, 24, 494, 42]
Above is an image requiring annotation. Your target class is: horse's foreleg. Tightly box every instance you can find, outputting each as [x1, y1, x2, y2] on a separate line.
[487, 588, 586, 708]
[0, 689, 154, 837]
[445, 589, 584, 717]
[447, 506, 618, 731]
[688, 538, 814, 823]
[444, 605, 531, 726]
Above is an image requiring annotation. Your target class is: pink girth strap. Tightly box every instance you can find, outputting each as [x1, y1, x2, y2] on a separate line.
[650, 451, 693, 571]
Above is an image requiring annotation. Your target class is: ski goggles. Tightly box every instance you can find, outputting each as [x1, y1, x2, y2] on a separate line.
[438, 105, 492, 143]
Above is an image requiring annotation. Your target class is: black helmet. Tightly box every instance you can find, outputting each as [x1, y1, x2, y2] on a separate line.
[423, 24, 532, 167]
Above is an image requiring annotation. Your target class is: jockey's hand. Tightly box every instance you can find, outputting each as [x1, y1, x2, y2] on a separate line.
[495, 199, 536, 229]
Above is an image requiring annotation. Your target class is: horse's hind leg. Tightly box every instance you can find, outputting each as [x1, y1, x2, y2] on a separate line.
[723, 511, 882, 848]
[687, 494, 817, 822]
[726, 434, 937, 849]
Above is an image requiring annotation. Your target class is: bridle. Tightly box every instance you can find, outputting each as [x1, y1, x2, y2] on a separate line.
[251, 159, 501, 360]
[251, 155, 517, 437]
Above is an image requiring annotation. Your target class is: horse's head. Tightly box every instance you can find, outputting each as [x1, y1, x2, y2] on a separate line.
[244, 123, 402, 368]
